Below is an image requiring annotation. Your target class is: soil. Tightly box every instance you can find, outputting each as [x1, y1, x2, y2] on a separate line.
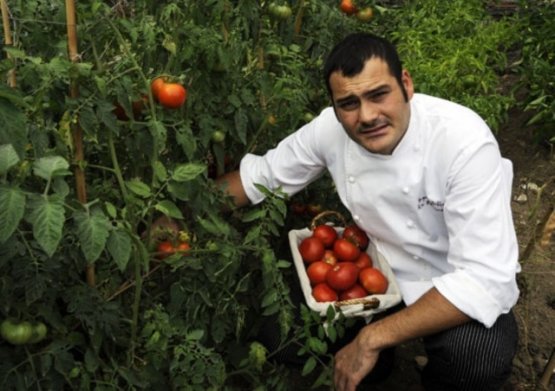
[290, 106, 555, 390]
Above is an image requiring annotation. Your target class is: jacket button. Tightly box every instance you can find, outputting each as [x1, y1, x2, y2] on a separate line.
[402, 186, 409, 194]
[348, 176, 355, 183]
[406, 220, 415, 228]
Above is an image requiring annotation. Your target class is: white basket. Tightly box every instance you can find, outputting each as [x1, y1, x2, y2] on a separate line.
[288, 228, 402, 319]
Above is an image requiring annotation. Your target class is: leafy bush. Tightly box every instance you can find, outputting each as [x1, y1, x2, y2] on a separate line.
[388, 0, 519, 131]
[514, 0, 555, 144]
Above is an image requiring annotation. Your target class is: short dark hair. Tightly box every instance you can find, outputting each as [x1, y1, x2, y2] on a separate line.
[323, 32, 407, 101]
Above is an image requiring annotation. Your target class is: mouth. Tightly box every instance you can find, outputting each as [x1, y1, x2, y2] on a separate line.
[358, 123, 389, 137]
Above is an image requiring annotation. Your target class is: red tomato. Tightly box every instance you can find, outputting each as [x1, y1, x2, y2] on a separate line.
[150, 77, 167, 99]
[342, 224, 369, 250]
[333, 238, 361, 262]
[321, 249, 338, 266]
[158, 83, 187, 109]
[156, 241, 189, 259]
[156, 241, 175, 259]
[312, 283, 338, 302]
[306, 261, 333, 286]
[359, 267, 388, 294]
[289, 202, 306, 215]
[339, 0, 357, 15]
[176, 242, 190, 254]
[353, 252, 373, 269]
[339, 284, 368, 301]
[312, 224, 338, 248]
[299, 237, 325, 264]
[326, 262, 359, 291]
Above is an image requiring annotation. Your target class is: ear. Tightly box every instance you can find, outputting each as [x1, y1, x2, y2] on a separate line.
[401, 69, 414, 100]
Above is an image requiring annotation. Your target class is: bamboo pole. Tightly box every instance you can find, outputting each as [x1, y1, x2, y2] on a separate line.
[65, 0, 95, 287]
[0, 0, 16, 87]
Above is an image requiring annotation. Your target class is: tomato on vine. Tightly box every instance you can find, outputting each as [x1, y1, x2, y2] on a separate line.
[339, 0, 357, 15]
[0, 319, 34, 345]
[156, 240, 190, 259]
[158, 83, 187, 109]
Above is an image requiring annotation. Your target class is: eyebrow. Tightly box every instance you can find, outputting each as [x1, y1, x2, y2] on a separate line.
[334, 84, 391, 105]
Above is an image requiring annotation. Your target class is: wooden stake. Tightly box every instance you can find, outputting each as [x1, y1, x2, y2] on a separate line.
[0, 0, 16, 87]
[65, 0, 95, 287]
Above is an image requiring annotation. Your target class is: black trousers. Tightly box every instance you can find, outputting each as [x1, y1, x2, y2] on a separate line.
[419, 310, 518, 391]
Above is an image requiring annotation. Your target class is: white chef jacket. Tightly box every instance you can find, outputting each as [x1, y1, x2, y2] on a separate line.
[240, 93, 520, 327]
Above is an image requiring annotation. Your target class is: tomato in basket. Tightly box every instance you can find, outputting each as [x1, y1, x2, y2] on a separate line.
[359, 267, 388, 294]
[339, 284, 368, 301]
[333, 238, 361, 262]
[343, 224, 370, 250]
[312, 283, 338, 302]
[326, 262, 359, 291]
[321, 249, 338, 266]
[312, 224, 338, 248]
[299, 236, 325, 263]
[353, 252, 373, 269]
[307, 261, 333, 285]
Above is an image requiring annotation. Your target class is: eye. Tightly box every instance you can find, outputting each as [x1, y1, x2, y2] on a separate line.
[337, 100, 359, 111]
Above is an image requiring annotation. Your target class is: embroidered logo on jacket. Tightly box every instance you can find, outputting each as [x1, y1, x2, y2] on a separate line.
[418, 196, 444, 211]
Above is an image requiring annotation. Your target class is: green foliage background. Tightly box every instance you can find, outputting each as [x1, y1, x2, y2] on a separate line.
[0, 0, 551, 389]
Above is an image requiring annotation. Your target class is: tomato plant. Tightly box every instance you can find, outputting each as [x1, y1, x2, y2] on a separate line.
[356, 7, 373, 22]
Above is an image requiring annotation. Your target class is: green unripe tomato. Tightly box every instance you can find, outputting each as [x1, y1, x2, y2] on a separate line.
[211, 130, 226, 143]
[28, 322, 48, 344]
[0, 319, 34, 345]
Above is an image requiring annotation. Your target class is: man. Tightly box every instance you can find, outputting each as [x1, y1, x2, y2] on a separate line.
[217, 32, 520, 390]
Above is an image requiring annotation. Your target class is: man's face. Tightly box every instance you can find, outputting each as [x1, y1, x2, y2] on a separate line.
[329, 58, 414, 155]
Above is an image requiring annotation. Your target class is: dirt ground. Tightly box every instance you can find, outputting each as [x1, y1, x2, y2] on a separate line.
[290, 106, 555, 390]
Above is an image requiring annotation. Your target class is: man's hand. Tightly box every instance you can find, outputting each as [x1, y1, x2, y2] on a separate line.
[333, 327, 380, 391]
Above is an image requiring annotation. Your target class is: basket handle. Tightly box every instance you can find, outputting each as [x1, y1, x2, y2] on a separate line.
[334, 296, 380, 311]
[310, 210, 347, 230]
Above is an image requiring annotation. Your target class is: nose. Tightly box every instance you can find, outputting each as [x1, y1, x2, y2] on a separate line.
[359, 100, 378, 124]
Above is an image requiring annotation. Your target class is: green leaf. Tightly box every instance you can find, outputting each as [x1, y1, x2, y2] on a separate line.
[107, 228, 132, 272]
[126, 179, 152, 198]
[33, 156, 71, 181]
[26, 194, 66, 257]
[154, 200, 184, 219]
[301, 357, 317, 376]
[74, 209, 112, 264]
[197, 214, 231, 237]
[0, 97, 28, 157]
[171, 163, 206, 182]
[152, 160, 168, 182]
[0, 185, 26, 242]
[241, 208, 266, 223]
[186, 329, 204, 341]
[0, 144, 20, 174]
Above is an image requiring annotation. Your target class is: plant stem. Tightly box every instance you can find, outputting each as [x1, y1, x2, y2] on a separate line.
[107, 128, 129, 201]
